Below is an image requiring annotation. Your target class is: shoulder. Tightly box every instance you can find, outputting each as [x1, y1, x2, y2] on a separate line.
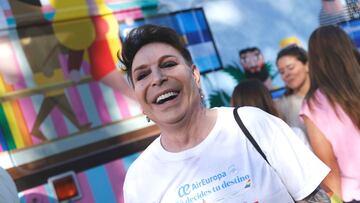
[232, 106, 270, 119]
[235, 106, 284, 130]
[217, 106, 273, 127]
[123, 138, 161, 201]
[124, 137, 159, 184]
[300, 90, 327, 116]
[232, 106, 288, 149]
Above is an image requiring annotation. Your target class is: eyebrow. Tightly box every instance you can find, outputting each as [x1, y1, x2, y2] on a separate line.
[133, 55, 177, 73]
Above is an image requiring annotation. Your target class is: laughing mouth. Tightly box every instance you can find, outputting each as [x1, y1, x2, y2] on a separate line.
[155, 91, 179, 104]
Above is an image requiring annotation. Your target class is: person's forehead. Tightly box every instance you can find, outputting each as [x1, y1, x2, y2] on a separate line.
[279, 55, 297, 63]
[136, 43, 180, 58]
[278, 56, 299, 67]
[132, 42, 182, 69]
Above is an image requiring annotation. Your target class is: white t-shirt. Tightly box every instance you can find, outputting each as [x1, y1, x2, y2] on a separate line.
[124, 107, 329, 203]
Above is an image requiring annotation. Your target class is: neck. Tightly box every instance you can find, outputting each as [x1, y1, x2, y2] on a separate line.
[159, 106, 217, 152]
[294, 76, 310, 97]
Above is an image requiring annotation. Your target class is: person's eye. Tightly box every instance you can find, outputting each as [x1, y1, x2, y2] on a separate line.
[160, 61, 177, 68]
[135, 71, 150, 81]
[288, 66, 294, 71]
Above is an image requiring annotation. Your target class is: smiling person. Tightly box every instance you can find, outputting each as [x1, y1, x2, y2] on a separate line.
[120, 24, 330, 203]
[275, 45, 310, 135]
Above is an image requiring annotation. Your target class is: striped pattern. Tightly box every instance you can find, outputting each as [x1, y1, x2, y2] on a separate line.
[18, 153, 140, 203]
[0, 1, 148, 152]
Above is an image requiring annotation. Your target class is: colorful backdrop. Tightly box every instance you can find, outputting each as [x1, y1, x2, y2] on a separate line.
[0, 0, 159, 151]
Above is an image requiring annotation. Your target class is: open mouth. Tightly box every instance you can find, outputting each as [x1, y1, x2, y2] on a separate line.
[154, 91, 179, 104]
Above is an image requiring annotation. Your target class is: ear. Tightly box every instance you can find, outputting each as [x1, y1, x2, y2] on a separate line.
[191, 64, 201, 87]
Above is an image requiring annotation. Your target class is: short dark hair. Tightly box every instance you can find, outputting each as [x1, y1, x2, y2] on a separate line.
[118, 24, 193, 85]
[276, 45, 308, 65]
[239, 47, 261, 57]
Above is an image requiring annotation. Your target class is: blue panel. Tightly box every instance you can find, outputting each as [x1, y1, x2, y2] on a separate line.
[354, 37, 360, 47]
[194, 55, 221, 73]
[195, 10, 208, 30]
[201, 29, 212, 42]
[145, 15, 174, 27]
[186, 31, 201, 44]
[185, 30, 211, 44]
[175, 12, 197, 33]
[350, 19, 360, 26]
[86, 166, 116, 203]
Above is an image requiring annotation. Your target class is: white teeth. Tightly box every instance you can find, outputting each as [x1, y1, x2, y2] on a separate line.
[156, 92, 178, 104]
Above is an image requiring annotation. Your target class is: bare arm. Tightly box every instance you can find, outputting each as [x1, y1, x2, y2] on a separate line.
[303, 116, 342, 198]
[100, 70, 137, 101]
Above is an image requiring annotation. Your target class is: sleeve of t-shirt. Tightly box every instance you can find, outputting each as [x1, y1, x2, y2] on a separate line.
[240, 107, 330, 201]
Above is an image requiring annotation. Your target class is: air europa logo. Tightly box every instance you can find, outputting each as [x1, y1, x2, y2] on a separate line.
[178, 184, 191, 197]
[178, 172, 226, 197]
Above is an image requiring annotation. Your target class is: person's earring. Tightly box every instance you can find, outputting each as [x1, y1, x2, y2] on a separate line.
[146, 116, 150, 122]
[199, 88, 206, 107]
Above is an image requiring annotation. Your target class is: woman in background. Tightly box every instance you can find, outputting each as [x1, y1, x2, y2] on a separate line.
[301, 25, 360, 202]
[231, 79, 310, 148]
[275, 45, 310, 135]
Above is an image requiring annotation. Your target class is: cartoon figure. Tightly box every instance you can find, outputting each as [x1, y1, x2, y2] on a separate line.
[51, 0, 136, 100]
[8, 0, 91, 140]
[239, 47, 273, 89]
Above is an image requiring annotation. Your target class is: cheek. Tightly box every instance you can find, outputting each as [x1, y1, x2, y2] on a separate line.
[294, 68, 306, 78]
[134, 85, 146, 100]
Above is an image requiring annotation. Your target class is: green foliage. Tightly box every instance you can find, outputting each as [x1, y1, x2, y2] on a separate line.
[222, 63, 245, 83]
[264, 62, 279, 80]
[208, 90, 231, 107]
[207, 61, 276, 108]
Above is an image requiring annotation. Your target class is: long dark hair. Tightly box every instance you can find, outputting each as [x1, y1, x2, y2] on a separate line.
[231, 79, 279, 117]
[307, 25, 360, 129]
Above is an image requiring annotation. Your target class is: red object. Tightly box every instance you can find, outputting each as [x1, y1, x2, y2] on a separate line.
[53, 175, 79, 201]
[89, 16, 117, 80]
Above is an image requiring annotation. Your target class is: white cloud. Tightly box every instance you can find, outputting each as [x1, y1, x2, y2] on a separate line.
[205, 1, 243, 26]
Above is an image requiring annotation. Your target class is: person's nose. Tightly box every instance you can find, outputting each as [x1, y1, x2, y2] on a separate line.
[151, 68, 167, 86]
[283, 70, 291, 80]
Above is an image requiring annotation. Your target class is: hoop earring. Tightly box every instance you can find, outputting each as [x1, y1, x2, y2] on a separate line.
[146, 116, 151, 123]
